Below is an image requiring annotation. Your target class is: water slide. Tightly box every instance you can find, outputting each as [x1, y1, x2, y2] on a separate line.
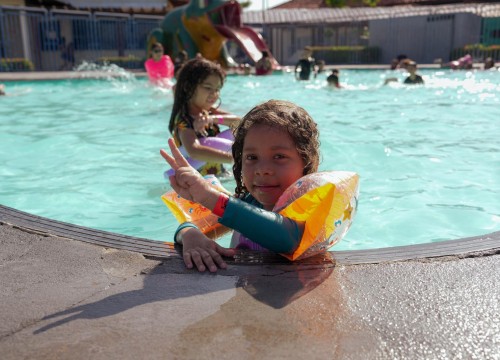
[215, 25, 280, 68]
[149, 0, 280, 69]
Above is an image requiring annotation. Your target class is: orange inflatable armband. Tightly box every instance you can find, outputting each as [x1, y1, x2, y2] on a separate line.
[161, 175, 231, 234]
[273, 171, 359, 261]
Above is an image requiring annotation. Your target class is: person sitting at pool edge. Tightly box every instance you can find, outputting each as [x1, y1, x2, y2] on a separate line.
[484, 57, 496, 70]
[404, 61, 424, 85]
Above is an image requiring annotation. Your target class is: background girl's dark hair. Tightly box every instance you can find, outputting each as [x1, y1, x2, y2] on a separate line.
[149, 43, 163, 58]
[168, 58, 226, 133]
[151, 42, 163, 50]
[232, 99, 320, 197]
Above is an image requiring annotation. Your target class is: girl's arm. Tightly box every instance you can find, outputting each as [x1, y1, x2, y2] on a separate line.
[218, 197, 303, 253]
[209, 111, 241, 127]
[210, 113, 241, 127]
[178, 127, 232, 163]
[162, 142, 234, 271]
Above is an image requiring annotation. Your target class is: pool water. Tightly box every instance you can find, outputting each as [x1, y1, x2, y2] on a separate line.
[0, 68, 499, 250]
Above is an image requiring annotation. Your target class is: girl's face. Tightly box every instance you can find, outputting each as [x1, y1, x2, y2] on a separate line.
[189, 74, 221, 112]
[151, 46, 163, 60]
[242, 124, 305, 210]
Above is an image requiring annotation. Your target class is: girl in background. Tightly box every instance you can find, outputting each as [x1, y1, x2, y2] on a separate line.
[169, 58, 240, 176]
[145, 43, 174, 87]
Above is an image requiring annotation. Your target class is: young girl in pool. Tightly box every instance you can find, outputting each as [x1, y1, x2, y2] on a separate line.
[161, 99, 320, 272]
[145, 43, 174, 87]
[169, 58, 240, 176]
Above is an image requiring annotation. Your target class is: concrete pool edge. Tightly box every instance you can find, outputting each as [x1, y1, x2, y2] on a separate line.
[0, 65, 447, 82]
[1, 204, 498, 265]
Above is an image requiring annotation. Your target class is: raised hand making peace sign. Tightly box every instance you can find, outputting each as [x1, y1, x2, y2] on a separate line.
[160, 138, 219, 209]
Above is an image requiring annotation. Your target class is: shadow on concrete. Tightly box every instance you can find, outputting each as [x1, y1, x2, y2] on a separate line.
[238, 263, 334, 309]
[34, 254, 335, 334]
[33, 263, 222, 334]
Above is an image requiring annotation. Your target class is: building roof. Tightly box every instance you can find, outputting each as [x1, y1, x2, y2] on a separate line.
[272, 0, 327, 9]
[39, 0, 171, 13]
[271, 0, 497, 8]
[58, 0, 166, 8]
[243, 2, 500, 24]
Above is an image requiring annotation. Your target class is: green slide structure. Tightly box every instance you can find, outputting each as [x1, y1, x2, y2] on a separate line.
[147, 0, 279, 69]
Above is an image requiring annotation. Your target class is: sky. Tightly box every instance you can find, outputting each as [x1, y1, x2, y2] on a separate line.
[244, 0, 290, 11]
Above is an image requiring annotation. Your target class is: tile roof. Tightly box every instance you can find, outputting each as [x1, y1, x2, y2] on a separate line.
[272, 0, 327, 9]
[57, 0, 168, 10]
[243, 2, 500, 24]
[270, 0, 491, 8]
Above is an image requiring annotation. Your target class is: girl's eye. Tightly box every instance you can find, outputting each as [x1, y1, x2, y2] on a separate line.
[244, 154, 256, 160]
[203, 86, 220, 92]
[274, 154, 286, 159]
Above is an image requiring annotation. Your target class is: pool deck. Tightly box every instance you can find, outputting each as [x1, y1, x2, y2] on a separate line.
[1, 205, 499, 359]
[0, 64, 449, 82]
[1, 70, 499, 358]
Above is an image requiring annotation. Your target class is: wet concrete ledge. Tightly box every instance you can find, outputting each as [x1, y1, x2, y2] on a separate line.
[1, 204, 499, 359]
[1, 204, 498, 265]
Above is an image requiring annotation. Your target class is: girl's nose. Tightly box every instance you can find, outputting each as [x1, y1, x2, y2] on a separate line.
[255, 161, 274, 175]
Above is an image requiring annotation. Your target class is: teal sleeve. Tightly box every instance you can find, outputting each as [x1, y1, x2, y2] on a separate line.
[218, 197, 301, 253]
[173, 222, 198, 244]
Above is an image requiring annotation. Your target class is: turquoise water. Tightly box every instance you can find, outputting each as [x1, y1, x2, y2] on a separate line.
[0, 68, 499, 250]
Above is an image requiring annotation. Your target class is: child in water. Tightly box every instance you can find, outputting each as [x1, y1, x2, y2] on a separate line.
[403, 61, 424, 85]
[161, 100, 320, 272]
[145, 43, 174, 87]
[327, 69, 341, 88]
[169, 58, 240, 176]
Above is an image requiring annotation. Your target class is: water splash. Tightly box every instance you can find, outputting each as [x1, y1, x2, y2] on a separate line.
[74, 61, 138, 82]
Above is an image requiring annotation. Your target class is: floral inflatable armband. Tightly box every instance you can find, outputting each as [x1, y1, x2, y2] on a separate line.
[273, 171, 359, 260]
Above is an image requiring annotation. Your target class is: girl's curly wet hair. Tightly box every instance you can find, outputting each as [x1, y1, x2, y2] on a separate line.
[168, 58, 226, 133]
[232, 99, 320, 197]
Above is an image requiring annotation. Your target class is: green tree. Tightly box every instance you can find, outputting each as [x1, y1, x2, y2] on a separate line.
[238, 1, 252, 8]
[325, 0, 347, 7]
[363, 0, 379, 7]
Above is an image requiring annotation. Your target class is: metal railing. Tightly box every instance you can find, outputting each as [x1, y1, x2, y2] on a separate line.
[0, 6, 163, 71]
[1, 5, 499, 70]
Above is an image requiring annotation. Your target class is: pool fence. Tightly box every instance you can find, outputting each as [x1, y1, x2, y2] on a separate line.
[1, 3, 499, 71]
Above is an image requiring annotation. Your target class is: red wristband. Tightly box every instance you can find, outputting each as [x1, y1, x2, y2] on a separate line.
[212, 194, 229, 217]
[216, 115, 224, 124]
